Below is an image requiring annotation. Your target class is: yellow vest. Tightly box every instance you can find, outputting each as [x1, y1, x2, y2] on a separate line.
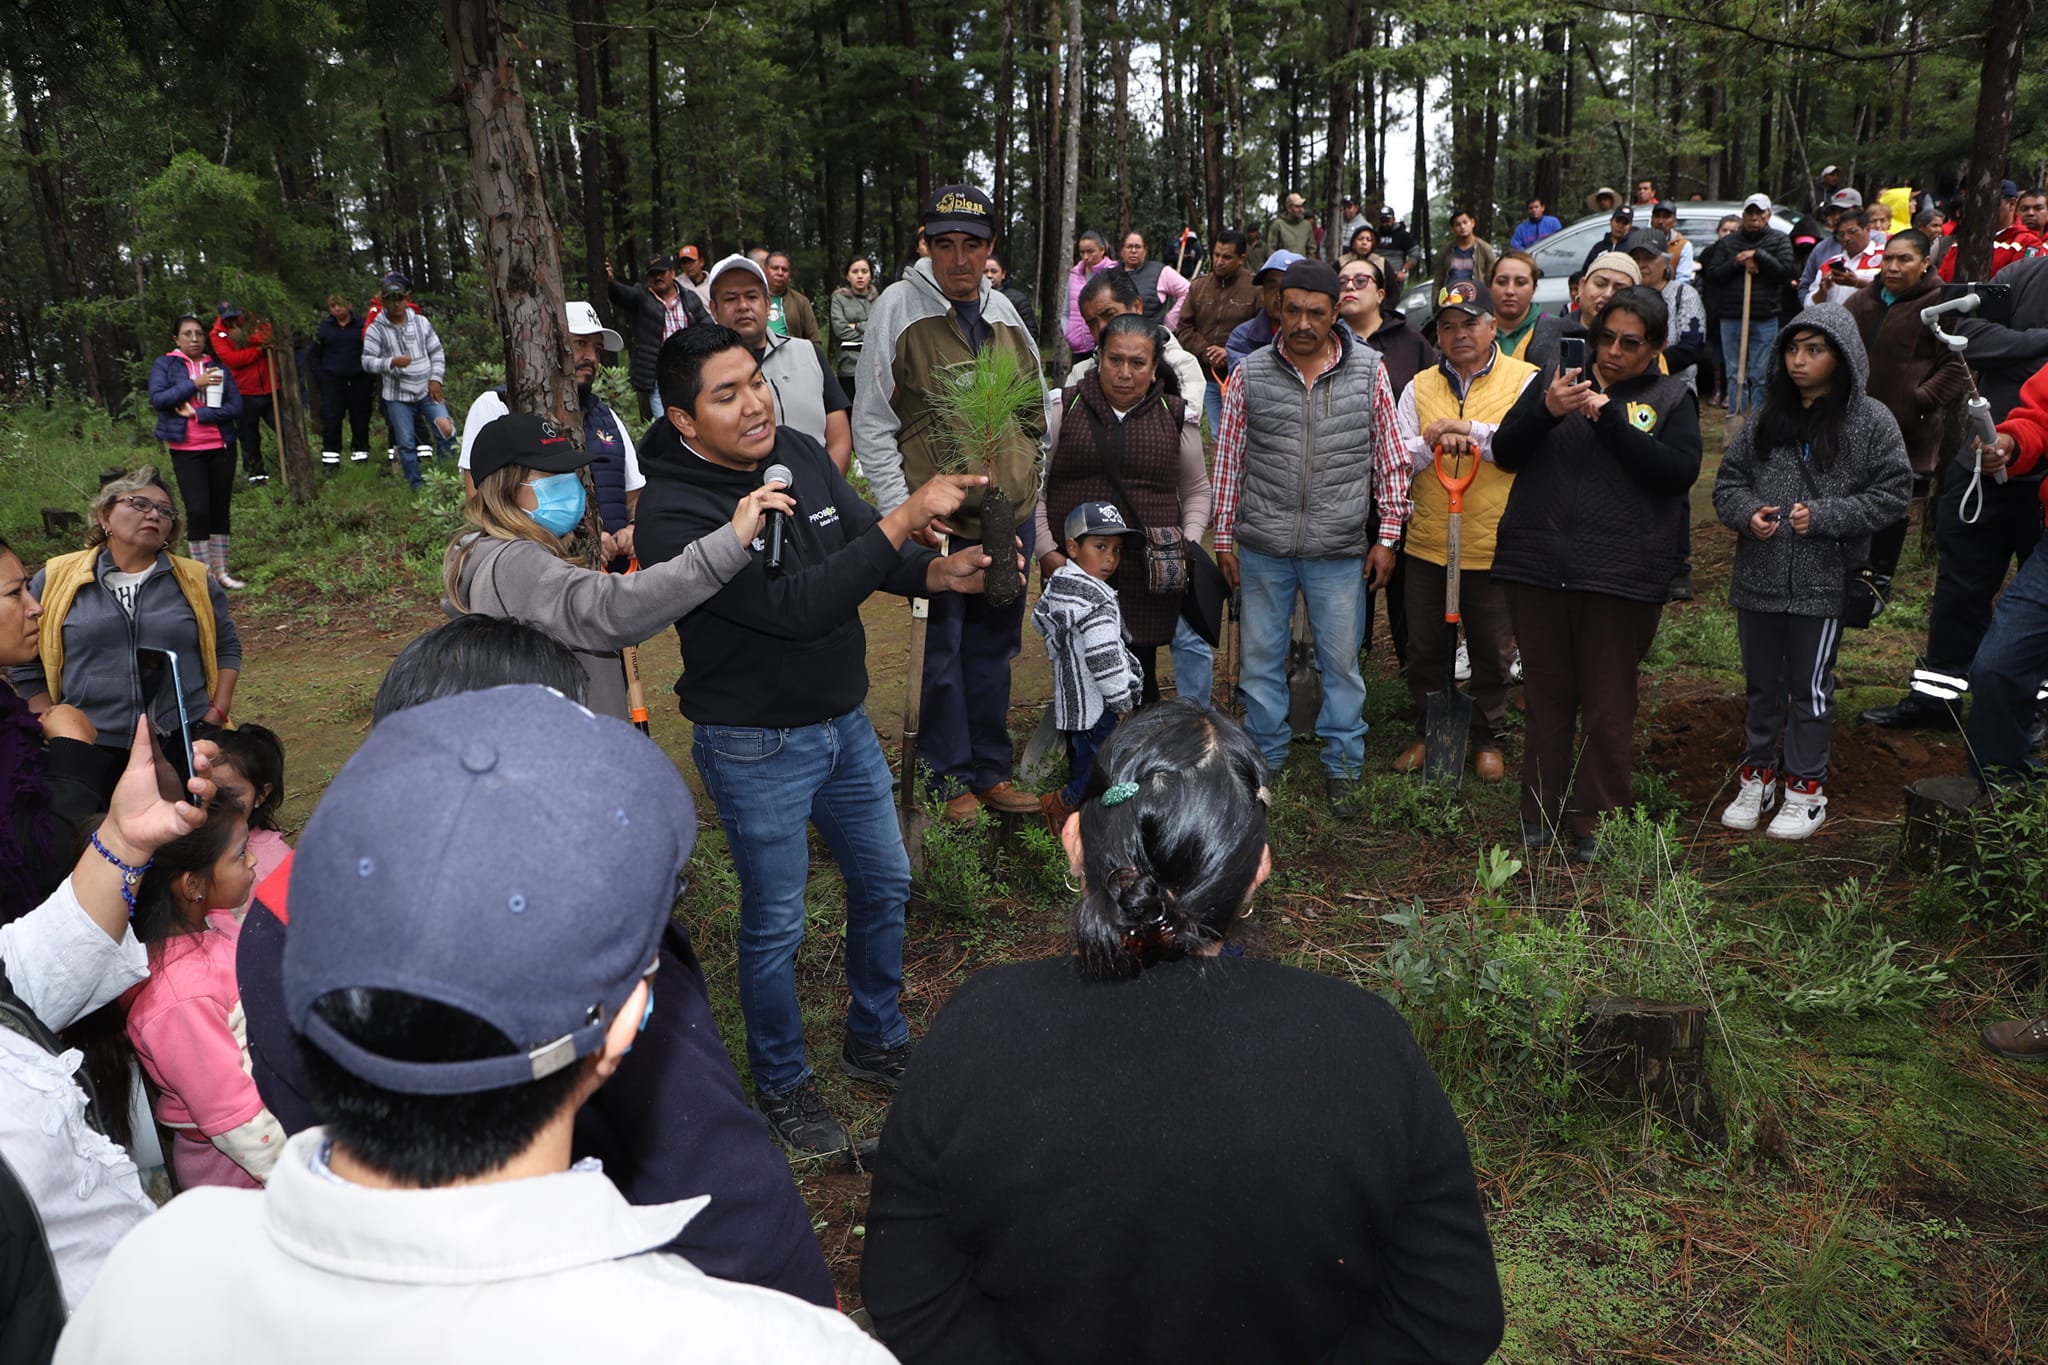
[1404, 348, 1539, 570]
[37, 550, 220, 705]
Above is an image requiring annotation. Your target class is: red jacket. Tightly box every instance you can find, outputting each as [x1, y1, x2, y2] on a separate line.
[1938, 223, 2044, 282]
[209, 320, 274, 395]
[1994, 359, 2048, 511]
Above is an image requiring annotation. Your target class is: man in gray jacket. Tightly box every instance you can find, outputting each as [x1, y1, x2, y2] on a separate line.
[1211, 258, 1411, 812]
[360, 288, 455, 489]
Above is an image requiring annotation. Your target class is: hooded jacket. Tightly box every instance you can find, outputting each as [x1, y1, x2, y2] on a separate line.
[1712, 305, 1913, 617]
[1032, 562, 1143, 731]
[633, 421, 938, 729]
[360, 309, 447, 403]
[851, 260, 1045, 543]
[1490, 361, 1702, 603]
[1842, 275, 1972, 474]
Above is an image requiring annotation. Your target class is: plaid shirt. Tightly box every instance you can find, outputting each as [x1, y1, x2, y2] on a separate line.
[1212, 332, 1409, 553]
[659, 289, 689, 341]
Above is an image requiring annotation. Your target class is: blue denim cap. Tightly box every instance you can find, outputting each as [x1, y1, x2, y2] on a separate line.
[284, 685, 695, 1095]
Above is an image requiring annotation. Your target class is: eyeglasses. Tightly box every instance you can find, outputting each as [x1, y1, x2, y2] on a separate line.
[1594, 329, 1651, 354]
[1337, 274, 1376, 289]
[116, 497, 176, 519]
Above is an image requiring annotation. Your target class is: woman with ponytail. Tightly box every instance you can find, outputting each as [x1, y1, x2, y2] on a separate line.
[862, 701, 1503, 1365]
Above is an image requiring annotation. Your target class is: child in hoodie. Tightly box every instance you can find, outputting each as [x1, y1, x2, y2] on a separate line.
[1033, 503, 1145, 833]
[1712, 305, 1911, 840]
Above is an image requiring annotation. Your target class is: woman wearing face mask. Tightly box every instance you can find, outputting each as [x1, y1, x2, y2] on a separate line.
[444, 412, 795, 721]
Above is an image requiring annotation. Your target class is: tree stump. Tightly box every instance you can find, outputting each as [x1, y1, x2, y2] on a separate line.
[1900, 776, 1985, 875]
[1574, 996, 1726, 1147]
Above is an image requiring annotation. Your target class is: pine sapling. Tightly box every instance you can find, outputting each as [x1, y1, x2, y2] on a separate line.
[924, 345, 1042, 606]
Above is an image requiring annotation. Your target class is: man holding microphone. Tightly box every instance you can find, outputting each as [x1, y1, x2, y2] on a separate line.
[635, 324, 999, 1156]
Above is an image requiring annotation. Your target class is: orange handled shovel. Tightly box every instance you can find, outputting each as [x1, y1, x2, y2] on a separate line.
[1422, 447, 1479, 785]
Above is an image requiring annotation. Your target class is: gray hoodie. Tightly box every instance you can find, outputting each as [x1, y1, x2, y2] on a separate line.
[1711, 305, 1912, 618]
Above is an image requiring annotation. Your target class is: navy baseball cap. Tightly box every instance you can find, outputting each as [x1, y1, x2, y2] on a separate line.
[216, 302, 243, 320]
[924, 183, 995, 240]
[380, 271, 412, 292]
[1064, 501, 1142, 542]
[468, 412, 597, 484]
[285, 686, 695, 1095]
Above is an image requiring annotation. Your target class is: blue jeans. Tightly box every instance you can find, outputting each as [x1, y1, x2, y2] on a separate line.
[1966, 544, 2048, 787]
[1718, 315, 1778, 416]
[1169, 617, 1214, 709]
[1236, 548, 1368, 777]
[1060, 710, 1120, 806]
[384, 397, 457, 487]
[691, 707, 911, 1096]
[1203, 378, 1223, 440]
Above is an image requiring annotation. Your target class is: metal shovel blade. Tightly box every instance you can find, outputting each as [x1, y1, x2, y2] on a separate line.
[1422, 685, 1474, 785]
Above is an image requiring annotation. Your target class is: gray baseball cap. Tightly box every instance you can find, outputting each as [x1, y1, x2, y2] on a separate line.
[285, 686, 695, 1095]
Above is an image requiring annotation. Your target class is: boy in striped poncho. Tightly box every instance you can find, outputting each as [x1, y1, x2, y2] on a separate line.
[1033, 502, 1145, 833]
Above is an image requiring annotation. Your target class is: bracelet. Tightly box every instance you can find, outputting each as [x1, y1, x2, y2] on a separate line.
[205, 703, 227, 722]
[88, 831, 153, 919]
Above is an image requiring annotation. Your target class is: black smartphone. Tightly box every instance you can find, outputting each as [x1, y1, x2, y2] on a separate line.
[1559, 336, 1588, 374]
[1938, 281, 2013, 325]
[136, 647, 200, 804]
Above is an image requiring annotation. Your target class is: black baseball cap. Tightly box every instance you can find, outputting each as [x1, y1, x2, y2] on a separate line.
[468, 412, 597, 485]
[1435, 279, 1496, 317]
[286, 687, 694, 1095]
[1611, 205, 1635, 225]
[1622, 228, 1670, 257]
[923, 183, 994, 240]
[646, 253, 677, 275]
[1279, 258, 1342, 301]
[1064, 501, 1142, 542]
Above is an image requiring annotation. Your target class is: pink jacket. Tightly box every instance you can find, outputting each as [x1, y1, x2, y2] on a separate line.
[1064, 256, 1116, 353]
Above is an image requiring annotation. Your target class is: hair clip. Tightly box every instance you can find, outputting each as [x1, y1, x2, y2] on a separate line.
[1100, 781, 1140, 807]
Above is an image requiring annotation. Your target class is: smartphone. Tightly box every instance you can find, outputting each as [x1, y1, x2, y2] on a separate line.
[1559, 336, 1588, 375]
[136, 647, 200, 804]
[1938, 281, 2013, 325]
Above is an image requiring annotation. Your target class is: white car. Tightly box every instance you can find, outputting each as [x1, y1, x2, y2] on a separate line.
[1399, 203, 1800, 323]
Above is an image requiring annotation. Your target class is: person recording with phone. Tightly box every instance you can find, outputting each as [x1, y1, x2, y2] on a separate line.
[443, 412, 793, 724]
[10, 470, 240, 807]
[635, 324, 1002, 1158]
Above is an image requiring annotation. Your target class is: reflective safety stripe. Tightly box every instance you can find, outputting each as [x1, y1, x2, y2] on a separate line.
[1910, 668, 1971, 700]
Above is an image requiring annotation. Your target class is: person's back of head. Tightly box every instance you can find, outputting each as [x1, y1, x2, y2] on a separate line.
[286, 686, 695, 1187]
[373, 615, 588, 722]
[1068, 701, 1272, 980]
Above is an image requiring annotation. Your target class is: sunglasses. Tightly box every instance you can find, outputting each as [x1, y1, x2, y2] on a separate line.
[116, 496, 176, 519]
[1594, 329, 1651, 354]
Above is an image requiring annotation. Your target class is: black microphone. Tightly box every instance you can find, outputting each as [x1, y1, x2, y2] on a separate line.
[762, 463, 794, 571]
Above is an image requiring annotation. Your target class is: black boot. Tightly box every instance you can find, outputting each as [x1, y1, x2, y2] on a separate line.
[1857, 693, 1960, 729]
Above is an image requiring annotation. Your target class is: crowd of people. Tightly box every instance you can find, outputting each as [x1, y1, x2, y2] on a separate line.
[6, 156, 2048, 1361]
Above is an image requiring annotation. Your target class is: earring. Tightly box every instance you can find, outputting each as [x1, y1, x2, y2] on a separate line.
[1237, 900, 1254, 919]
[1064, 874, 1082, 895]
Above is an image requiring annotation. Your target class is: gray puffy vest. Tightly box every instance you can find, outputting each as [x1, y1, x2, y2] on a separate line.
[1129, 260, 1170, 323]
[1235, 336, 1384, 559]
[760, 335, 829, 446]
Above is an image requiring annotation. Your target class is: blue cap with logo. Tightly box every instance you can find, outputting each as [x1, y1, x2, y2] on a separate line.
[923, 184, 994, 240]
[1064, 501, 1142, 542]
[284, 686, 695, 1095]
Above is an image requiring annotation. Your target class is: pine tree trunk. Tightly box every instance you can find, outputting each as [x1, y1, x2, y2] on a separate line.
[1954, 0, 2030, 280]
[570, 0, 609, 317]
[1055, 0, 1084, 371]
[1200, 1, 1224, 240]
[445, 0, 583, 437]
[267, 325, 320, 505]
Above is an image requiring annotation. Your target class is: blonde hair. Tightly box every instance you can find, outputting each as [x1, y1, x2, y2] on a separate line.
[87, 467, 185, 550]
[443, 463, 594, 612]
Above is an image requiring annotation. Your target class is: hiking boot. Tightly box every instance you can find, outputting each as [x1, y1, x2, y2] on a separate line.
[1980, 1015, 2048, 1061]
[1572, 836, 1600, 864]
[753, 1080, 850, 1156]
[840, 1034, 914, 1091]
[1720, 764, 1779, 831]
[975, 781, 1041, 814]
[940, 792, 982, 823]
[1766, 777, 1826, 840]
[1473, 748, 1505, 782]
[1327, 775, 1365, 817]
[1041, 788, 1075, 836]
[1392, 740, 1426, 774]
[1857, 694, 1958, 730]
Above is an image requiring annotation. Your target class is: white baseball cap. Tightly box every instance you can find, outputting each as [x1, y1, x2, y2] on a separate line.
[1742, 193, 1773, 213]
[705, 253, 771, 296]
[565, 300, 624, 351]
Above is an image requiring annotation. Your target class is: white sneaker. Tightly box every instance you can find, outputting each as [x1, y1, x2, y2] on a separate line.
[1454, 640, 1472, 682]
[351, 450, 370, 463]
[1766, 780, 1826, 840]
[1720, 767, 1778, 831]
[1509, 649, 1524, 684]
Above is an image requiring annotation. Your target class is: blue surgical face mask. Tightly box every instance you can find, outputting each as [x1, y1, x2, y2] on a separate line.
[524, 472, 586, 536]
[639, 987, 655, 1034]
